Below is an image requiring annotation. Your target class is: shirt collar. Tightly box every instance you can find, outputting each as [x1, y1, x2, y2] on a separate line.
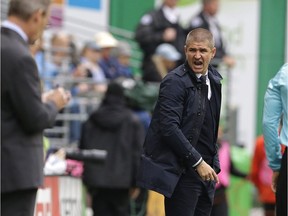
[203, 12, 217, 23]
[196, 71, 208, 78]
[2, 20, 28, 42]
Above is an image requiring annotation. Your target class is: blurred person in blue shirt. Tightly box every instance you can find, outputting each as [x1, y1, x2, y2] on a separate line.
[96, 31, 133, 80]
[114, 41, 134, 79]
[263, 63, 287, 216]
[36, 32, 72, 91]
[74, 40, 107, 95]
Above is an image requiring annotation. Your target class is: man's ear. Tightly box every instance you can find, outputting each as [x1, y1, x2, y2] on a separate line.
[212, 47, 216, 58]
[31, 9, 43, 23]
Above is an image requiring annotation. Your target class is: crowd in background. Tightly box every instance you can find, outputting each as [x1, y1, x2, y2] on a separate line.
[34, 29, 157, 216]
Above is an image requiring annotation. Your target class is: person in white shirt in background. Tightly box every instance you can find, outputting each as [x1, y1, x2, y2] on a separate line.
[135, 0, 186, 80]
[186, 0, 235, 69]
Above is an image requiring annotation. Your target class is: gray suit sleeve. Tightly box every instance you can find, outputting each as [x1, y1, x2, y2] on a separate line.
[9, 55, 59, 134]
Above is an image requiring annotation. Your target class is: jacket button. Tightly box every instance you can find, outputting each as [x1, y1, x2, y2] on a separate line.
[197, 112, 201, 116]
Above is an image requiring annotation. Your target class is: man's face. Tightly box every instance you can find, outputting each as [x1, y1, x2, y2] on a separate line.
[184, 40, 216, 75]
[28, 7, 50, 44]
[51, 35, 71, 65]
[164, 0, 178, 8]
[86, 48, 101, 63]
[205, 0, 219, 16]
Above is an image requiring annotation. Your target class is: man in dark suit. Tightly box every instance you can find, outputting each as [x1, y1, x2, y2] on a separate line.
[186, 0, 235, 69]
[137, 28, 222, 216]
[1, 0, 71, 215]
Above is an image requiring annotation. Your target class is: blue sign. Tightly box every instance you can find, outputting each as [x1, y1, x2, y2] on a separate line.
[68, 0, 101, 10]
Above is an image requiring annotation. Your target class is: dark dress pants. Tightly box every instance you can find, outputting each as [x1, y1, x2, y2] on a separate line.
[1, 188, 38, 216]
[276, 147, 287, 216]
[90, 188, 130, 216]
[165, 169, 216, 216]
[210, 186, 228, 216]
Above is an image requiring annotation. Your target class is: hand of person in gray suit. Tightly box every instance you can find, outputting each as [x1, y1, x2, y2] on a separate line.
[42, 87, 71, 110]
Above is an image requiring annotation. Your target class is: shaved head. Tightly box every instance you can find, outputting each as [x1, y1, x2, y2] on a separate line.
[185, 28, 215, 49]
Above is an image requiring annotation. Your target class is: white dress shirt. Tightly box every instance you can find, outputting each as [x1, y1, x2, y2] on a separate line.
[2, 20, 28, 42]
[196, 71, 212, 100]
[162, 5, 179, 24]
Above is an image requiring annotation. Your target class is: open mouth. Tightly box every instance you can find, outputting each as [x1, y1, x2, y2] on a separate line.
[194, 60, 203, 66]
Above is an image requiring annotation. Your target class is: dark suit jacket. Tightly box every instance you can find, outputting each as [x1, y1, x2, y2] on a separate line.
[137, 62, 222, 197]
[1, 27, 59, 193]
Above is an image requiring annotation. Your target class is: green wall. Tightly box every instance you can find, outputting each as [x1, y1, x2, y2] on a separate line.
[109, 0, 154, 77]
[109, 0, 154, 32]
[109, 0, 197, 32]
[256, 0, 287, 135]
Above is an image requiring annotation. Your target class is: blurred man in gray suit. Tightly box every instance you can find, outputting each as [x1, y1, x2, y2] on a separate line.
[1, 0, 70, 215]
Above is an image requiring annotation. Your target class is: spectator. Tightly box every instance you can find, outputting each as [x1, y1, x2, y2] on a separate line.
[135, 0, 186, 76]
[44, 32, 71, 90]
[262, 63, 288, 216]
[79, 81, 145, 216]
[1, 0, 70, 215]
[142, 43, 181, 82]
[250, 135, 278, 216]
[74, 40, 107, 95]
[36, 31, 72, 91]
[37, 32, 77, 142]
[68, 41, 107, 143]
[186, 0, 235, 69]
[96, 31, 132, 80]
[113, 41, 134, 79]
